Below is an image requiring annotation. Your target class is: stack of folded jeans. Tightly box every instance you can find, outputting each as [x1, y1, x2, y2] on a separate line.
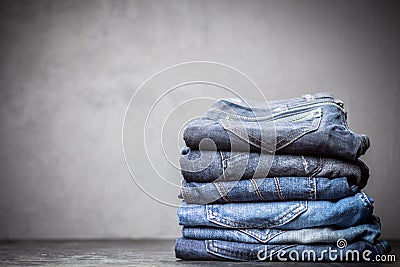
[175, 93, 390, 261]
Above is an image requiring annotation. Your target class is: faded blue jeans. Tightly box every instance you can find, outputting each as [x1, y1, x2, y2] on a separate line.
[181, 216, 381, 244]
[177, 193, 373, 229]
[175, 237, 391, 261]
[180, 148, 369, 188]
[183, 93, 369, 161]
[179, 176, 360, 204]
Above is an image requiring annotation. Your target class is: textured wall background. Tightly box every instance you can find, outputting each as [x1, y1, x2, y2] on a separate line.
[0, 0, 399, 240]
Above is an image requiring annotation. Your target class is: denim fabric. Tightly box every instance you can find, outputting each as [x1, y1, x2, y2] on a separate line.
[183, 93, 369, 161]
[175, 237, 391, 261]
[179, 176, 359, 204]
[177, 193, 373, 229]
[182, 216, 381, 244]
[180, 148, 369, 188]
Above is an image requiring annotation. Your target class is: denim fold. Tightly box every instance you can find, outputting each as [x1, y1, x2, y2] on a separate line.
[183, 93, 369, 161]
[179, 176, 360, 204]
[180, 147, 369, 187]
[175, 237, 391, 261]
[181, 216, 381, 244]
[177, 192, 374, 229]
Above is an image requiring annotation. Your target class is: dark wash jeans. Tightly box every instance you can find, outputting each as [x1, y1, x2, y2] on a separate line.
[175, 238, 391, 261]
[183, 93, 369, 161]
[180, 147, 369, 187]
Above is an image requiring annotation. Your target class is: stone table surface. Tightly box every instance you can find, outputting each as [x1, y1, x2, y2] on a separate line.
[0, 240, 399, 266]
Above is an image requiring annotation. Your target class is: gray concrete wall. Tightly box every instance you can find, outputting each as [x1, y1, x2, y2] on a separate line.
[0, 0, 399, 240]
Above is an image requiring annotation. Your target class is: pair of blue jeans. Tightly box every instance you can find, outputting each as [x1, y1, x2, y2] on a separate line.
[180, 147, 369, 187]
[183, 93, 369, 161]
[177, 193, 373, 229]
[181, 216, 381, 244]
[179, 176, 360, 204]
[175, 237, 391, 261]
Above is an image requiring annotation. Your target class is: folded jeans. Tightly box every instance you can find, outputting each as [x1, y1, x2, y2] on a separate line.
[180, 176, 359, 204]
[175, 237, 391, 261]
[183, 93, 369, 161]
[182, 216, 381, 244]
[177, 193, 373, 230]
[180, 148, 369, 188]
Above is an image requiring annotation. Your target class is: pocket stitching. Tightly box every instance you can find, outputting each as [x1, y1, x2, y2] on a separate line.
[220, 108, 322, 152]
[206, 201, 308, 229]
[240, 229, 284, 243]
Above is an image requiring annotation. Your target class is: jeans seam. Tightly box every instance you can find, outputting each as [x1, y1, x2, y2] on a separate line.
[220, 183, 231, 202]
[270, 202, 307, 226]
[286, 112, 314, 122]
[276, 127, 310, 146]
[213, 182, 231, 202]
[274, 177, 285, 200]
[207, 240, 248, 260]
[220, 151, 228, 182]
[240, 229, 283, 244]
[309, 157, 323, 176]
[223, 125, 274, 150]
[250, 179, 266, 201]
[309, 176, 316, 199]
[275, 108, 322, 150]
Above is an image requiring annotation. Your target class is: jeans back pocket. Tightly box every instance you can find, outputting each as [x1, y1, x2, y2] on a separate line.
[206, 201, 308, 229]
[218, 108, 322, 153]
